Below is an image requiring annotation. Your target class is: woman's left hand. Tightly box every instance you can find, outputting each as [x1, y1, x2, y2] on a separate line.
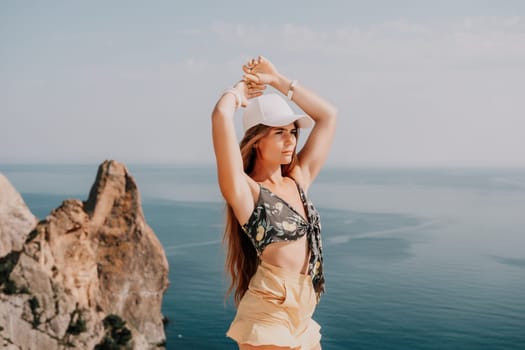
[242, 56, 280, 87]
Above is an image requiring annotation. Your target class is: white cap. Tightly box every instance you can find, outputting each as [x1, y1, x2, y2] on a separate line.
[242, 93, 314, 132]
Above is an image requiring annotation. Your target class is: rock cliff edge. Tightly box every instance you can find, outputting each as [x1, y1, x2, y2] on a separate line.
[0, 160, 169, 349]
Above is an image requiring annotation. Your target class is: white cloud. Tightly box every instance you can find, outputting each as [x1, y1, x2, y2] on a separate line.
[205, 17, 525, 72]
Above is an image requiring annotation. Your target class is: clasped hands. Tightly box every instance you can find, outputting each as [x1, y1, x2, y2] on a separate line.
[234, 56, 279, 107]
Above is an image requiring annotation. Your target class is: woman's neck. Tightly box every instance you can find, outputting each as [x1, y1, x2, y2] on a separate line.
[250, 162, 284, 185]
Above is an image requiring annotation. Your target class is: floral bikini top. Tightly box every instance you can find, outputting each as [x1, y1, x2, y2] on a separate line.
[242, 178, 325, 299]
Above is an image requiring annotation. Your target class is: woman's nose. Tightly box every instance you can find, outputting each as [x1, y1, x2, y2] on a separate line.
[284, 132, 295, 145]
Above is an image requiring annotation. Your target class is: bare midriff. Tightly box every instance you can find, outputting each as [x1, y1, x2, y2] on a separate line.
[260, 234, 311, 275]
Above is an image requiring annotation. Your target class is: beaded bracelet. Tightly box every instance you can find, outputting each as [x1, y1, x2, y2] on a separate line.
[287, 80, 298, 100]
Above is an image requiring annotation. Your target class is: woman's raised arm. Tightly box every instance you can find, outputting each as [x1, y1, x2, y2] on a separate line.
[243, 56, 337, 189]
[211, 81, 262, 223]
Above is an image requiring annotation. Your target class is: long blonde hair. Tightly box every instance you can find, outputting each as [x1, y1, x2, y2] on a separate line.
[224, 124, 299, 306]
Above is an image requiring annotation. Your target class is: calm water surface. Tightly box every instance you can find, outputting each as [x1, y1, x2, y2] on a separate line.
[1, 165, 524, 349]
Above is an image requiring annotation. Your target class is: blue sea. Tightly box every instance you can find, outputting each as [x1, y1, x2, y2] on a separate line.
[1, 164, 524, 350]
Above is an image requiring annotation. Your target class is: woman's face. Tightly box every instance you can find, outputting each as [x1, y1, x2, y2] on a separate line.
[256, 123, 298, 165]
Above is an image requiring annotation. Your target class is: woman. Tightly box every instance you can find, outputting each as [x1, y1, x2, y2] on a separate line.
[211, 56, 337, 350]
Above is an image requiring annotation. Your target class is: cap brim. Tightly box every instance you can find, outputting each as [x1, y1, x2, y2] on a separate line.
[262, 114, 315, 129]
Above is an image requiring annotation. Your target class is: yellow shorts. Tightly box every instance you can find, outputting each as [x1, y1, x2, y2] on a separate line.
[226, 261, 321, 349]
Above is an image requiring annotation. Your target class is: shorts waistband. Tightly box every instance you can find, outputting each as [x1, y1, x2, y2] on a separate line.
[259, 260, 312, 285]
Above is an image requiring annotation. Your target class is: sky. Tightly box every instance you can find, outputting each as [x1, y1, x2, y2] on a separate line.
[1, 0, 525, 167]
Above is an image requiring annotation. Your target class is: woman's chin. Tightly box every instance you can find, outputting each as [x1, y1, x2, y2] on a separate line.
[281, 156, 293, 164]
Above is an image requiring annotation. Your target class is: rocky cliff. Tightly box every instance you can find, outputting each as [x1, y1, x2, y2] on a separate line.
[0, 160, 169, 349]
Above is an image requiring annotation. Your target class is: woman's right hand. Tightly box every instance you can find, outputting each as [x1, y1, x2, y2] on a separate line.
[233, 79, 265, 107]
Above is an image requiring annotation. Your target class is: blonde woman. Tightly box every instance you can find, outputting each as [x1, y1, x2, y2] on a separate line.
[211, 56, 337, 350]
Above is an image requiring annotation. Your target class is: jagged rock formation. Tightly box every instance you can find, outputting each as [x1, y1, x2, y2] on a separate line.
[0, 174, 38, 258]
[0, 160, 169, 349]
